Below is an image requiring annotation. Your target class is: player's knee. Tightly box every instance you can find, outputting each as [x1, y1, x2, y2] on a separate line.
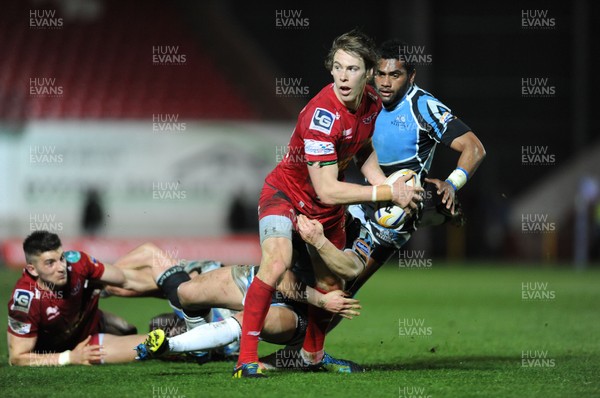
[177, 281, 205, 309]
[177, 281, 193, 308]
[139, 242, 161, 254]
[259, 259, 288, 285]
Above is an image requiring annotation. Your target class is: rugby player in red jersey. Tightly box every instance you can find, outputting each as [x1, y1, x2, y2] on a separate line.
[7, 230, 150, 366]
[230, 30, 423, 378]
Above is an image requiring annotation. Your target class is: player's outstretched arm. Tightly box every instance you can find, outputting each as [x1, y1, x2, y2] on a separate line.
[424, 131, 486, 214]
[276, 270, 361, 319]
[296, 214, 364, 280]
[307, 288, 361, 319]
[103, 242, 180, 294]
[8, 334, 103, 366]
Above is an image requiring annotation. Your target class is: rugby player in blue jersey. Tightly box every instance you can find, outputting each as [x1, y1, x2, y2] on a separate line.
[348, 38, 486, 270]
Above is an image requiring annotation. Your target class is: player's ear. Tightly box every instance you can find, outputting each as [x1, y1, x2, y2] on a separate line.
[25, 262, 39, 277]
[409, 70, 416, 85]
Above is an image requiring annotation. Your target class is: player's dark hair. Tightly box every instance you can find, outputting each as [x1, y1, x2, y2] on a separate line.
[23, 230, 62, 263]
[325, 29, 377, 72]
[378, 39, 416, 75]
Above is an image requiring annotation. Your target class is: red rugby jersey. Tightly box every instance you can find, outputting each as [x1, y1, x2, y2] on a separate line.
[7, 251, 105, 352]
[265, 83, 381, 221]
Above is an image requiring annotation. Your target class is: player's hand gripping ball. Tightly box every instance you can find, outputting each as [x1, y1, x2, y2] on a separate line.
[374, 169, 420, 229]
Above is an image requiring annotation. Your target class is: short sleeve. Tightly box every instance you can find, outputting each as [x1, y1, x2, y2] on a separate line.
[416, 94, 471, 146]
[7, 289, 37, 337]
[300, 107, 339, 164]
[67, 251, 105, 279]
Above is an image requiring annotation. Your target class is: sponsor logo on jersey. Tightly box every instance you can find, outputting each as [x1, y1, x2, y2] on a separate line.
[65, 250, 81, 263]
[11, 290, 33, 313]
[372, 224, 398, 246]
[304, 139, 335, 156]
[46, 306, 60, 321]
[342, 128, 353, 139]
[8, 317, 32, 335]
[392, 114, 409, 129]
[439, 111, 454, 125]
[309, 108, 335, 134]
[426, 99, 454, 126]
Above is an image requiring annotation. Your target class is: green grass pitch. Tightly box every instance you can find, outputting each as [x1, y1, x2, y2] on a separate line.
[1, 263, 599, 397]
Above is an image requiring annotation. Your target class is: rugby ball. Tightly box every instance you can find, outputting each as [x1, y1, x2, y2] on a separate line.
[374, 169, 420, 228]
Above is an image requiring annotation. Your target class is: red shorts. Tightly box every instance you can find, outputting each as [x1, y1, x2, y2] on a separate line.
[258, 183, 346, 249]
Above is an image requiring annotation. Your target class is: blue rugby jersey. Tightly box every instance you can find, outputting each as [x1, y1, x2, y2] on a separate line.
[372, 84, 471, 180]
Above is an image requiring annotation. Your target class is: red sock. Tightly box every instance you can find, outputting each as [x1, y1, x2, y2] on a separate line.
[302, 288, 331, 357]
[237, 276, 274, 366]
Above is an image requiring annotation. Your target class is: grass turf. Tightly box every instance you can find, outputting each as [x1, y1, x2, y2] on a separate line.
[0, 263, 599, 397]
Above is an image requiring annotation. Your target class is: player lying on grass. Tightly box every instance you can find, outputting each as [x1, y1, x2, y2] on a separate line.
[103, 241, 359, 327]
[123, 213, 371, 370]
[130, 189, 464, 369]
[6, 230, 158, 366]
[134, 262, 363, 371]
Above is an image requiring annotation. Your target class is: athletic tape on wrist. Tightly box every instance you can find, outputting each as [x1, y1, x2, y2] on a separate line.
[445, 168, 468, 191]
[58, 350, 71, 365]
